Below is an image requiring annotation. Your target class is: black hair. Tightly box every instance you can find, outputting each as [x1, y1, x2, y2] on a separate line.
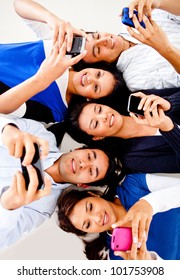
[57, 187, 115, 259]
[73, 61, 126, 99]
[72, 144, 124, 187]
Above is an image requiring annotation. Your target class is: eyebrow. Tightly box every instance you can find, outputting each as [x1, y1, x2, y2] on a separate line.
[92, 151, 99, 178]
[82, 202, 88, 230]
[91, 34, 97, 58]
[89, 105, 97, 129]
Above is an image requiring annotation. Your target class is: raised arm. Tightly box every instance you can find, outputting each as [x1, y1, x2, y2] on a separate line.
[13, 0, 87, 49]
[0, 41, 86, 115]
[128, 0, 180, 21]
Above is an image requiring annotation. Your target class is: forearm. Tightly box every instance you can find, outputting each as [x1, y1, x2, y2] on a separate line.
[158, 0, 180, 15]
[0, 74, 49, 114]
[157, 44, 180, 74]
[141, 184, 180, 215]
[13, 0, 55, 23]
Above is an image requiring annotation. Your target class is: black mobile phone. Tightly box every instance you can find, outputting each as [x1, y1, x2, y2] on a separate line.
[66, 36, 86, 56]
[20, 143, 44, 190]
[121, 7, 146, 28]
[127, 95, 144, 116]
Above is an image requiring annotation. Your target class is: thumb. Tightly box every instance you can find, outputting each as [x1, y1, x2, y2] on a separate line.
[112, 214, 131, 229]
[114, 251, 127, 259]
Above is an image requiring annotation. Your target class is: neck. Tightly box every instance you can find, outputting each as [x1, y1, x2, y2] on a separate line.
[123, 38, 136, 51]
[115, 116, 157, 138]
[44, 158, 64, 183]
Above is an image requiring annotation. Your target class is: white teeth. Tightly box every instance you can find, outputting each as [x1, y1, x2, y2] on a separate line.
[103, 213, 107, 225]
[110, 115, 114, 127]
[82, 74, 86, 86]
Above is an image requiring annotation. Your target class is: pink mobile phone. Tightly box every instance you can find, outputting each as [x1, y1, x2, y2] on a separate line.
[111, 227, 132, 251]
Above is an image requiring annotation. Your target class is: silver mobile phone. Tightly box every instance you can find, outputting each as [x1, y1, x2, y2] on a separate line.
[66, 36, 86, 56]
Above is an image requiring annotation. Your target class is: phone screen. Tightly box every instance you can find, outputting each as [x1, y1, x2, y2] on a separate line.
[20, 143, 44, 190]
[127, 95, 144, 116]
[66, 36, 86, 56]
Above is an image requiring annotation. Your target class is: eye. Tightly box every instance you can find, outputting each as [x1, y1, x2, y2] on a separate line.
[93, 120, 98, 129]
[97, 106, 102, 114]
[96, 71, 101, 78]
[88, 153, 91, 161]
[89, 203, 93, 211]
[94, 84, 98, 92]
[86, 221, 90, 229]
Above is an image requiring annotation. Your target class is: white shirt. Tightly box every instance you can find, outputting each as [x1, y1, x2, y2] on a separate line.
[0, 114, 70, 250]
[142, 173, 180, 215]
[116, 10, 180, 91]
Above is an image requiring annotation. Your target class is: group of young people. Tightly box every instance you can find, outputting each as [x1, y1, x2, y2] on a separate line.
[0, 0, 180, 260]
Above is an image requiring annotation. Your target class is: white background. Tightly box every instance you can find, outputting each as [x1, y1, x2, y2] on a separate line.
[0, 0, 130, 260]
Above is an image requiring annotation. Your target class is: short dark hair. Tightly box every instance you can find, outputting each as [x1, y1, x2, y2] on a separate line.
[77, 145, 123, 187]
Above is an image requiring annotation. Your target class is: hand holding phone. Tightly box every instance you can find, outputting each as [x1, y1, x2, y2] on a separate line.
[20, 143, 44, 190]
[127, 95, 144, 116]
[66, 36, 86, 56]
[111, 227, 132, 251]
[121, 7, 146, 29]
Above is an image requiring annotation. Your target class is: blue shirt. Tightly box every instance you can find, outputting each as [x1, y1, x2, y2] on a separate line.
[107, 173, 180, 260]
[0, 41, 67, 122]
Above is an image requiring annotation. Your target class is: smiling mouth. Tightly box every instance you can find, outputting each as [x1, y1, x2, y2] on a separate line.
[103, 212, 109, 225]
[111, 36, 115, 49]
[81, 73, 87, 86]
[71, 159, 76, 173]
[109, 114, 114, 127]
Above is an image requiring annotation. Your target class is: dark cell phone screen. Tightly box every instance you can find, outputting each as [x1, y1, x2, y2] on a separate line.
[20, 143, 44, 190]
[66, 36, 86, 56]
[127, 95, 144, 116]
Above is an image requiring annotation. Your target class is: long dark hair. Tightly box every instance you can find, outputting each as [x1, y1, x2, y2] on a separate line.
[57, 187, 115, 259]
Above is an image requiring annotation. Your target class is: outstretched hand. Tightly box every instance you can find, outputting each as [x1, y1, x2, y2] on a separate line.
[112, 199, 153, 248]
[129, 92, 174, 131]
[114, 239, 153, 260]
[128, 0, 160, 21]
[36, 39, 87, 88]
[46, 15, 88, 52]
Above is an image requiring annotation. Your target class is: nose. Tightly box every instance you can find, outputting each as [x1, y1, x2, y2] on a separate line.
[90, 212, 101, 225]
[87, 75, 96, 85]
[79, 159, 91, 170]
[97, 37, 107, 46]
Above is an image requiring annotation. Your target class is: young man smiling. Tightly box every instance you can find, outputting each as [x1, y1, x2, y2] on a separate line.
[0, 114, 121, 250]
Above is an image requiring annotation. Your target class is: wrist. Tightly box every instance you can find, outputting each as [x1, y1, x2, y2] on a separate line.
[159, 119, 174, 132]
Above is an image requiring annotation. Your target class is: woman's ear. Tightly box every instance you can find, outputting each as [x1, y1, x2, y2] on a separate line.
[92, 136, 105, 141]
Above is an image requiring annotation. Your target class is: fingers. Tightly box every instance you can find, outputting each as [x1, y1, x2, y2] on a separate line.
[69, 50, 87, 66]
[37, 176, 52, 199]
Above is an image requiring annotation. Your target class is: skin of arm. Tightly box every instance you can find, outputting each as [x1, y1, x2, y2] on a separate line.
[13, 0, 88, 50]
[128, 14, 180, 74]
[0, 123, 51, 210]
[128, 0, 180, 21]
[0, 40, 86, 114]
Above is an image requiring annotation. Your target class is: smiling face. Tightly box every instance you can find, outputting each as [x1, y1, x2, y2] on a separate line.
[69, 196, 117, 233]
[58, 148, 109, 184]
[84, 32, 124, 63]
[78, 103, 123, 138]
[72, 68, 115, 99]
